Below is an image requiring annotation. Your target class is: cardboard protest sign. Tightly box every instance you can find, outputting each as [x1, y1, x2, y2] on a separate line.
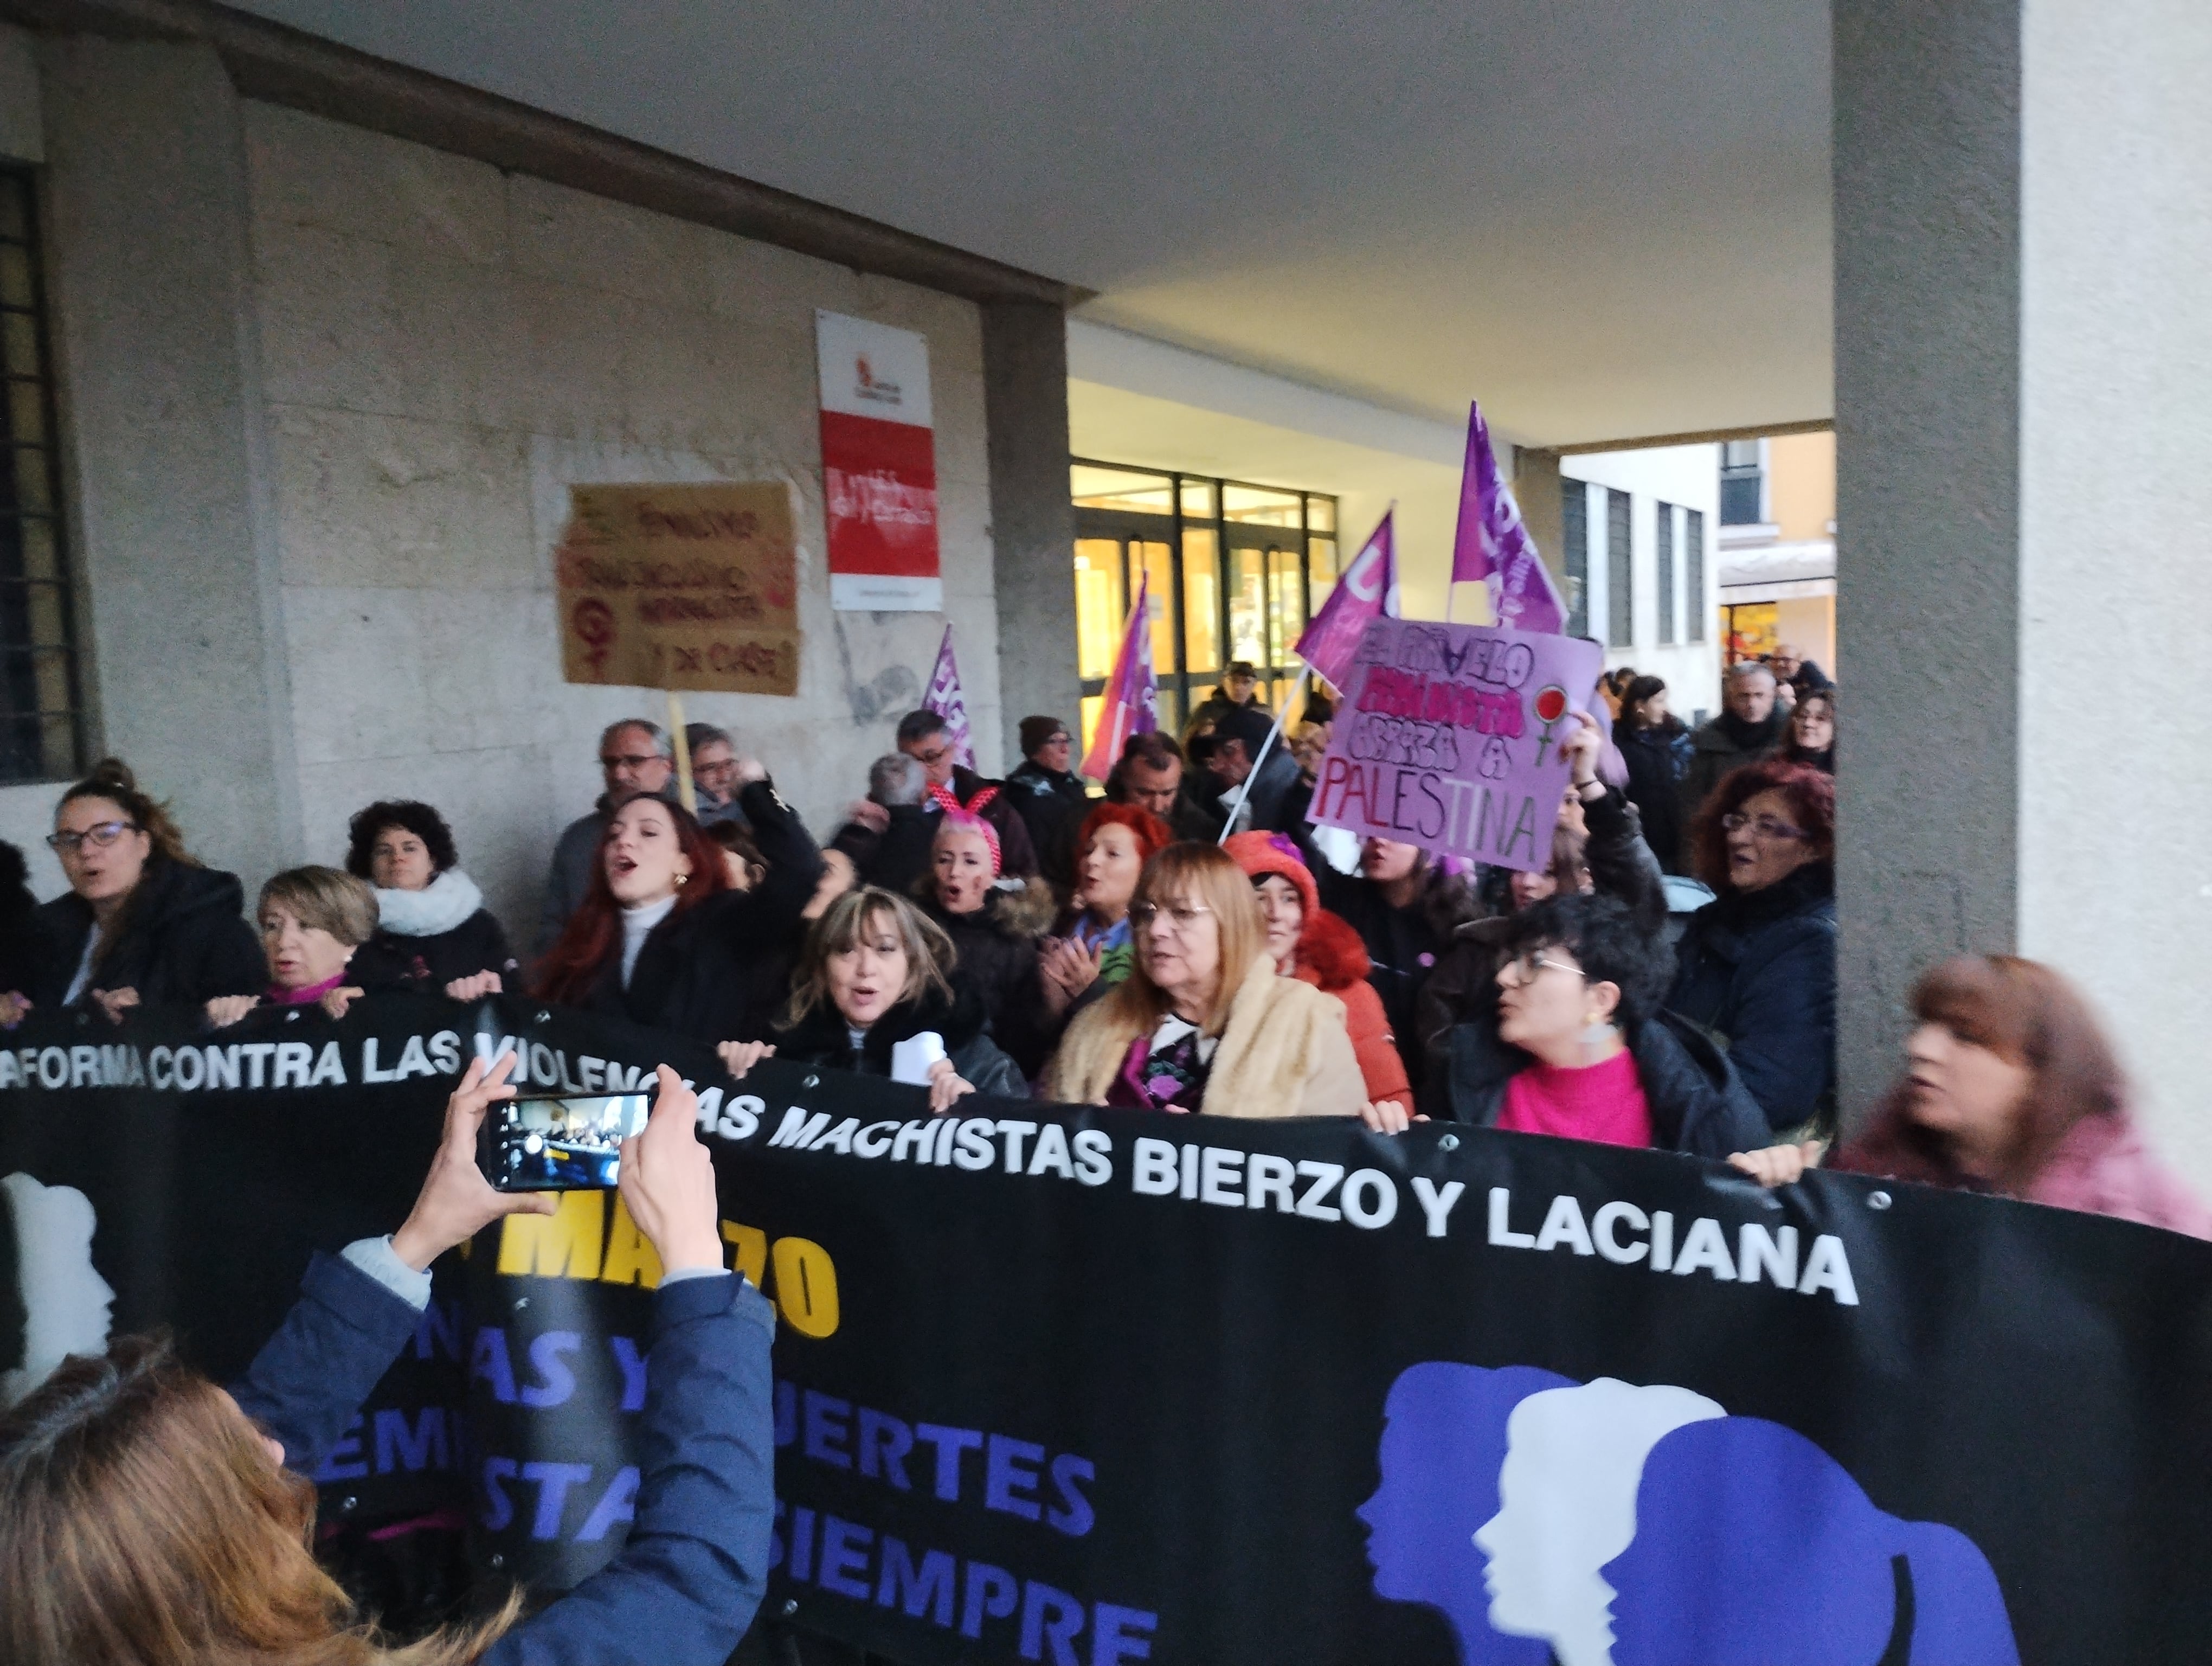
[1307, 617, 1602, 874]
[556, 482, 800, 695]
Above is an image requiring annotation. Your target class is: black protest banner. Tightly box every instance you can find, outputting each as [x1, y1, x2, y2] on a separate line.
[5, 996, 2212, 1665]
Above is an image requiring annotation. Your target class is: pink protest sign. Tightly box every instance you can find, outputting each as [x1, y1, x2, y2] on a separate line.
[1307, 617, 1603, 874]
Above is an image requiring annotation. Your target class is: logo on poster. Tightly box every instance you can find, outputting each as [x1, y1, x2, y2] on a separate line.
[853, 353, 905, 409]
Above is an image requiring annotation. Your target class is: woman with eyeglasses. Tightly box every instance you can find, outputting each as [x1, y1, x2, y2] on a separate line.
[1666, 758, 1837, 1137]
[1045, 843, 1367, 1118]
[27, 759, 262, 1023]
[1443, 892, 1769, 1155]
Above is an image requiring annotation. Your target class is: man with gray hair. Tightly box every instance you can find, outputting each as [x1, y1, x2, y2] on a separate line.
[1677, 661, 1787, 860]
[684, 722, 747, 829]
[832, 753, 938, 895]
[539, 718, 673, 952]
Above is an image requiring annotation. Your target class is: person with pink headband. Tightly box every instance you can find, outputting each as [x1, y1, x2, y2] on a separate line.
[918, 809, 1057, 1080]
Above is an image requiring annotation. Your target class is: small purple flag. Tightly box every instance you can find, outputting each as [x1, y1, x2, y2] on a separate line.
[1293, 509, 1398, 691]
[922, 623, 975, 769]
[1451, 400, 1567, 635]
[1080, 572, 1158, 783]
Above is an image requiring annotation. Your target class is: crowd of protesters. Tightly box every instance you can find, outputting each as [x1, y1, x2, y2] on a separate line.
[3, 645, 2207, 1666]
[2, 643, 2203, 1241]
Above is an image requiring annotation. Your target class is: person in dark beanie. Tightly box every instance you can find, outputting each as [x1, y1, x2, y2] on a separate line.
[1006, 715, 1092, 894]
[1613, 675, 1693, 873]
[1186, 658, 1264, 740]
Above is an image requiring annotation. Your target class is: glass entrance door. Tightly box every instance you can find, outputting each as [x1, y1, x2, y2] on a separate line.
[1073, 527, 1177, 742]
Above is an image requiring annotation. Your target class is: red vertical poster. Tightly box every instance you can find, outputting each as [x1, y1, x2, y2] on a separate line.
[817, 310, 941, 611]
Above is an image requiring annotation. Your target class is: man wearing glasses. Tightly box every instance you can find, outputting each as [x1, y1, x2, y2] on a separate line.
[893, 710, 1038, 879]
[538, 719, 674, 952]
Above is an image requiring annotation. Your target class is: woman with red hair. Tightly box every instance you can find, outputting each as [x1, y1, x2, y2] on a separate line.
[533, 761, 822, 1042]
[1668, 758, 1836, 1137]
[1225, 831, 1412, 1124]
[1732, 956, 2210, 1236]
[1040, 802, 1173, 1016]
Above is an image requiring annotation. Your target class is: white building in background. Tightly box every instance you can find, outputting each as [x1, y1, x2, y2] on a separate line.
[1558, 446, 1725, 722]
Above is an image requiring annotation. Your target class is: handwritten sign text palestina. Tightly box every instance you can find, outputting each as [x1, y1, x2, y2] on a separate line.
[1307, 619, 1601, 874]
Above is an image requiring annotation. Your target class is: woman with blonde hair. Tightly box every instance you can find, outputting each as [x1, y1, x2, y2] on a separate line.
[718, 887, 1025, 1109]
[206, 866, 382, 1027]
[1044, 843, 1366, 1118]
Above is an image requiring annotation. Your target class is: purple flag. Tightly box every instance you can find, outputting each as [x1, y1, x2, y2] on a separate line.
[1294, 510, 1398, 691]
[1450, 400, 1567, 635]
[922, 623, 975, 769]
[1079, 572, 1158, 783]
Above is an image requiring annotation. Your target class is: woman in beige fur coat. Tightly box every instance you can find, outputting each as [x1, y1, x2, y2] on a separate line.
[1044, 842, 1366, 1118]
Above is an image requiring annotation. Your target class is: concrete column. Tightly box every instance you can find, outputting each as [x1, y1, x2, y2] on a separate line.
[981, 298, 1079, 766]
[36, 36, 301, 883]
[1835, 0, 2212, 1180]
[1513, 447, 1566, 594]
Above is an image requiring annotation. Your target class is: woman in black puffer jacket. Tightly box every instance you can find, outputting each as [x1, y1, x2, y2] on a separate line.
[717, 888, 1024, 1107]
[914, 808, 1059, 1079]
[30, 760, 262, 1020]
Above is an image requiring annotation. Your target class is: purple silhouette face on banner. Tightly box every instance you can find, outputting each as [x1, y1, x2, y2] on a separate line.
[1357, 1362, 1571, 1666]
[1602, 1416, 2020, 1666]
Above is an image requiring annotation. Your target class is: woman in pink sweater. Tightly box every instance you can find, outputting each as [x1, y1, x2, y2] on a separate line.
[1731, 954, 2211, 1237]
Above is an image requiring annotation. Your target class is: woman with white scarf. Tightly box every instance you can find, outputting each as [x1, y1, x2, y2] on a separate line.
[343, 800, 518, 997]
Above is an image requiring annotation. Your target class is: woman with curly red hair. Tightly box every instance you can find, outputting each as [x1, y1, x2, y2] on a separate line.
[1667, 758, 1836, 1137]
[1225, 831, 1412, 1125]
[1040, 801, 1173, 1016]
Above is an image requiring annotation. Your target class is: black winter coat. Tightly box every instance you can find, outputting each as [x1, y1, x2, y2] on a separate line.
[1005, 760, 1091, 893]
[1617, 722, 1692, 873]
[774, 976, 1026, 1100]
[832, 803, 938, 896]
[1666, 862, 1837, 1135]
[1444, 1009, 1772, 1158]
[353, 909, 516, 992]
[564, 779, 822, 1045]
[920, 886, 1053, 1077]
[33, 858, 264, 1011]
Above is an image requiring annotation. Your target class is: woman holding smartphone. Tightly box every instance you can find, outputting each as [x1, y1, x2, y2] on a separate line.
[0, 1055, 775, 1664]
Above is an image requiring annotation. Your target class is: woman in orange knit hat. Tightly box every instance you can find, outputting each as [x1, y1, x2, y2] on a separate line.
[1224, 830, 1413, 1127]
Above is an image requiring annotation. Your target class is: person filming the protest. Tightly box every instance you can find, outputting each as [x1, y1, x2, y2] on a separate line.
[718, 887, 1023, 1107]
[345, 799, 519, 995]
[207, 866, 381, 1028]
[28, 759, 263, 1023]
[0, 1053, 773, 1664]
[1440, 893, 1770, 1156]
[1045, 843, 1368, 1118]
[528, 759, 822, 1043]
[1731, 955, 2212, 1235]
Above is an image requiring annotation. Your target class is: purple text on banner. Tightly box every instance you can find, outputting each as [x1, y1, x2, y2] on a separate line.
[1307, 617, 1602, 875]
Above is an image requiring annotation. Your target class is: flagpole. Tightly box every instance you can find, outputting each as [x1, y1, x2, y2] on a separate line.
[666, 690, 697, 816]
[1217, 665, 1310, 845]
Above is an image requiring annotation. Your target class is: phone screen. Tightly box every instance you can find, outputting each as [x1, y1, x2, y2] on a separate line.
[479, 1093, 651, 1191]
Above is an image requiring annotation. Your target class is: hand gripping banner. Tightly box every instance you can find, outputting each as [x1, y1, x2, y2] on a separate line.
[4, 995, 2211, 1664]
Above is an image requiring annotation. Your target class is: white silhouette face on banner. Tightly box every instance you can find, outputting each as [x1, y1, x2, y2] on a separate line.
[1, 1171, 116, 1407]
[1474, 1377, 1725, 1666]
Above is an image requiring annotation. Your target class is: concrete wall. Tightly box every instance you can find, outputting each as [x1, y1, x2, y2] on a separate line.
[3, 46, 1009, 942]
[1562, 445, 1724, 715]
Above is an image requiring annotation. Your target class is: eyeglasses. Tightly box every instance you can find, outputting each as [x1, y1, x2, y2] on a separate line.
[910, 744, 953, 766]
[1720, 813, 1811, 842]
[1130, 901, 1213, 932]
[602, 753, 663, 771]
[47, 820, 139, 854]
[1501, 950, 1585, 985]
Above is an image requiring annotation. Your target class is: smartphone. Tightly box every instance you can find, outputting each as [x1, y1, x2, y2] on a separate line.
[478, 1092, 651, 1192]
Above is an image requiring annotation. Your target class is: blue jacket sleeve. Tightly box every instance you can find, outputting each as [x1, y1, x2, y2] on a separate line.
[228, 1251, 423, 1472]
[483, 1272, 777, 1666]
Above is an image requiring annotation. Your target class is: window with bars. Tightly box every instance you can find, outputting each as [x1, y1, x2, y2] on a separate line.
[0, 169, 82, 785]
[1605, 488, 1632, 648]
[1684, 508, 1707, 643]
[1561, 479, 1588, 638]
[1656, 501, 1676, 645]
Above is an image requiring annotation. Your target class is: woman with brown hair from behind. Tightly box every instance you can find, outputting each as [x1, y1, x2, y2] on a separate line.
[27, 758, 264, 1022]
[0, 1054, 775, 1664]
[1731, 955, 2211, 1236]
